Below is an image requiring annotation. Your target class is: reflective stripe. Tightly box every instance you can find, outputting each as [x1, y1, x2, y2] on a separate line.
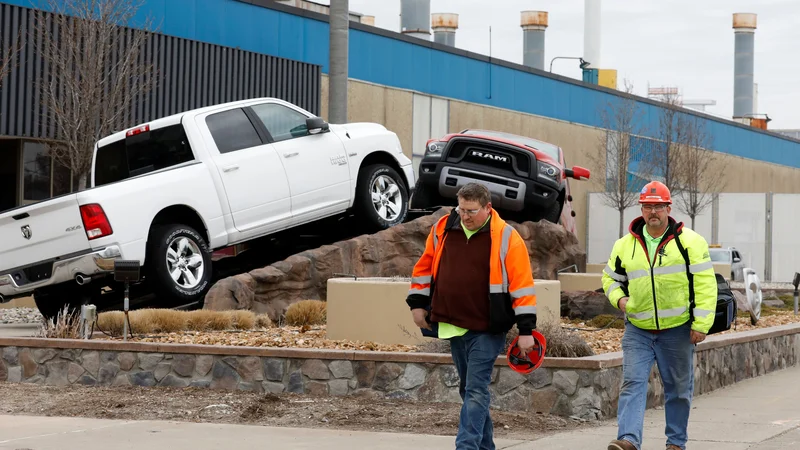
[499, 225, 513, 292]
[514, 306, 537, 315]
[693, 308, 714, 318]
[489, 284, 504, 294]
[411, 275, 431, 284]
[658, 306, 688, 318]
[604, 282, 624, 297]
[690, 261, 713, 273]
[604, 265, 627, 282]
[408, 287, 430, 296]
[511, 287, 536, 299]
[652, 264, 686, 276]
[627, 269, 649, 280]
[433, 229, 439, 251]
[626, 311, 653, 320]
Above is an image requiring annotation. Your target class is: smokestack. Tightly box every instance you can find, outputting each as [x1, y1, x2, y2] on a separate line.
[432, 13, 458, 46]
[583, 0, 601, 68]
[733, 12, 756, 119]
[520, 11, 547, 70]
[361, 15, 375, 26]
[400, 0, 431, 40]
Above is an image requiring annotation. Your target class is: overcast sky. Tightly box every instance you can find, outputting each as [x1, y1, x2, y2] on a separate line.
[318, 0, 798, 130]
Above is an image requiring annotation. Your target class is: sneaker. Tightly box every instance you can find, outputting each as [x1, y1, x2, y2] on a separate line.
[608, 440, 637, 450]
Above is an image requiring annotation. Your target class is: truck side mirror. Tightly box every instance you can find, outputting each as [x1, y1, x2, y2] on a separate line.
[306, 117, 329, 135]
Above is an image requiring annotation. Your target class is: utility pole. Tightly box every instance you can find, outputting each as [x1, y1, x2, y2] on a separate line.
[329, 0, 348, 123]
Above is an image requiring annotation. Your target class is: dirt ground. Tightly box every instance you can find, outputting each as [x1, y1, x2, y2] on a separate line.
[0, 382, 598, 440]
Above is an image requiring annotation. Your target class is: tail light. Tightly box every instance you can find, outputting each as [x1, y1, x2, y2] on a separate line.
[80, 204, 113, 240]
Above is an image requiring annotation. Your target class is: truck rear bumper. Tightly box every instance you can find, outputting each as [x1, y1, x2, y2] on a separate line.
[0, 245, 122, 302]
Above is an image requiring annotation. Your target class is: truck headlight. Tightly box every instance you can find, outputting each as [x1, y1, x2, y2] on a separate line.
[538, 162, 560, 180]
[425, 141, 445, 158]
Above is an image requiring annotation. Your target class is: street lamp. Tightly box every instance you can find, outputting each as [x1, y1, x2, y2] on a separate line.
[549, 56, 590, 73]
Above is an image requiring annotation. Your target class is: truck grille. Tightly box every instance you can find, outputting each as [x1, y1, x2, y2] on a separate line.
[445, 139, 532, 176]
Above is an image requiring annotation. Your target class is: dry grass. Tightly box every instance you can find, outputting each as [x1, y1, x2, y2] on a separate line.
[96, 308, 273, 337]
[37, 306, 83, 339]
[284, 300, 327, 327]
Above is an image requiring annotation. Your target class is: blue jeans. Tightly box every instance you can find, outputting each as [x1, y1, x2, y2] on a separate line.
[449, 331, 506, 450]
[617, 321, 695, 450]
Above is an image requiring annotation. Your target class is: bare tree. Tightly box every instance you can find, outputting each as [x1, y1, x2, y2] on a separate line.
[672, 114, 727, 229]
[0, 30, 25, 87]
[588, 79, 656, 238]
[653, 91, 685, 191]
[33, 0, 157, 190]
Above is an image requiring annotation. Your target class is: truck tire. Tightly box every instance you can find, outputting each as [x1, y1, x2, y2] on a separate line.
[355, 164, 409, 231]
[409, 177, 433, 210]
[33, 284, 95, 322]
[146, 224, 212, 305]
[540, 200, 563, 224]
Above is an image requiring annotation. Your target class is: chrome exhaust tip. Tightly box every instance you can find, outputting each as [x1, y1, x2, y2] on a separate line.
[75, 274, 90, 285]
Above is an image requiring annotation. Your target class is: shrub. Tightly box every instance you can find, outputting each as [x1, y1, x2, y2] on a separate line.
[284, 300, 326, 326]
[255, 314, 274, 328]
[585, 314, 625, 329]
[230, 310, 256, 330]
[37, 306, 83, 339]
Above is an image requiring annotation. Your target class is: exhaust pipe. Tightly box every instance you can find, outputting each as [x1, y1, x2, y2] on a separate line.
[75, 274, 90, 285]
[0, 293, 5, 303]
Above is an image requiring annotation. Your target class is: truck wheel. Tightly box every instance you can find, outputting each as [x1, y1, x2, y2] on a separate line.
[146, 224, 212, 305]
[409, 177, 433, 210]
[540, 200, 563, 224]
[33, 284, 94, 322]
[355, 164, 409, 231]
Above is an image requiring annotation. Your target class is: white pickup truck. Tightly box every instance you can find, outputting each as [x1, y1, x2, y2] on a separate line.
[0, 98, 415, 318]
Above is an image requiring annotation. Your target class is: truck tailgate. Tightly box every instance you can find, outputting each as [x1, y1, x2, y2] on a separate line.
[0, 195, 91, 279]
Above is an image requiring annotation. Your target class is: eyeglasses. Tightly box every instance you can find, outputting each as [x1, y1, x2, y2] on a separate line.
[641, 204, 667, 212]
[455, 207, 482, 216]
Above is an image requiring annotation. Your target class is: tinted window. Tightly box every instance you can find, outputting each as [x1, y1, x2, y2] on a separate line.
[94, 124, 194, 187]
[206, 108, 263, 153]
[251, 103, 310, 143]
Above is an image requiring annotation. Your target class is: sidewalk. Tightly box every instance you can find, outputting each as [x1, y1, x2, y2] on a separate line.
[2, 366, 800, 449]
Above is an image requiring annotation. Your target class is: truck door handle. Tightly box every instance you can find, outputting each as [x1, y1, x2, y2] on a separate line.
[222, 165, 239, 173]
[283, 152, 299, 158]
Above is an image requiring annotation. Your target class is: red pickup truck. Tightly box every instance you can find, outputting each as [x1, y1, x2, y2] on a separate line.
[409, 129, 590, 234]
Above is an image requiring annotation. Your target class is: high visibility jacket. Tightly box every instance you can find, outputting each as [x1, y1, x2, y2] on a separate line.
[602, 216, 717, 333]
[405, 209, 537, 334]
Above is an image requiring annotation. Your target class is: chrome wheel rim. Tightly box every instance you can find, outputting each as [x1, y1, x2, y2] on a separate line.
[371, 175, 403, 222]
[165, 236, 204, 289]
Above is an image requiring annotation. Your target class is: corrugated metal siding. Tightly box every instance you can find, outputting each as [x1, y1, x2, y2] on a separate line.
[0, 2, 320, 140]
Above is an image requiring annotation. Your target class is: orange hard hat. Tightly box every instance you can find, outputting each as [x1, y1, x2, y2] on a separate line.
[639, 181, 671, 204]
[506, 330, 547, 374]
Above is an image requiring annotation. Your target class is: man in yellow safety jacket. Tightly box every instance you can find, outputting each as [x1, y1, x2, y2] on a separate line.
[603, 181, 717, 450]
[406, 182, 537, 450]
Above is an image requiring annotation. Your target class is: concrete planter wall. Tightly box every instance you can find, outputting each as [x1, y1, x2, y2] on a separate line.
[1, 323, 798, 420]
[325, 277, 562, 346]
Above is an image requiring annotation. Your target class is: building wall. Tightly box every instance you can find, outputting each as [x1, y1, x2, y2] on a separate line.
[326, 76, 800, 251]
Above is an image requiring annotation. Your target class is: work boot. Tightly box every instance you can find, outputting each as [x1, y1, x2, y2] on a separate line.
[666, 446, 682, 450]
[607, 439, 636, 450]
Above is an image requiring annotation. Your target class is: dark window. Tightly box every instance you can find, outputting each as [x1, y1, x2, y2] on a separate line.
[250, 103, 310, 142]
[94, 124, 194, 187]
[22, 141, 51, 201]
[205, 108, 263, 153]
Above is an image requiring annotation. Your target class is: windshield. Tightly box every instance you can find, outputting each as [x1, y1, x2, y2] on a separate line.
[462, 129, 561, 161]
[94, 124, 194, 187]
[708, 249, 730, 262]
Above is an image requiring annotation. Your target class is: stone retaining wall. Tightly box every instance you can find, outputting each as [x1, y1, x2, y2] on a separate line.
[1, 323, 799, 420]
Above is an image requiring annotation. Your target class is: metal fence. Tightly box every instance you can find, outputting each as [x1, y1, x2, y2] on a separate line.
[0, 2, 321, 139]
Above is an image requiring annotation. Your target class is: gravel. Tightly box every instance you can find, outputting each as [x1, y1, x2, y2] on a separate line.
[0, 307, 43, 324]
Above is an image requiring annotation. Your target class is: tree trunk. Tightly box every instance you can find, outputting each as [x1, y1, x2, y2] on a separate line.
[691, 214, 696, 229]
[77, 172, 88, 191]
[619, 208, 624, 239]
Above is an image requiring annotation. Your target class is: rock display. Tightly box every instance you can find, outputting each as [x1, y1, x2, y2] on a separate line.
[204, 208, 586, 320]
[561, 290, 621, 319]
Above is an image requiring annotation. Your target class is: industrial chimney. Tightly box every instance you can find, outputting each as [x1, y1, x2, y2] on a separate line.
[431, 13, 458, 46]
[583, 0, 601, 68]
[400, 0, 431, 40]
[520, 11, 547, 70]
[733, 13, 756, 120]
